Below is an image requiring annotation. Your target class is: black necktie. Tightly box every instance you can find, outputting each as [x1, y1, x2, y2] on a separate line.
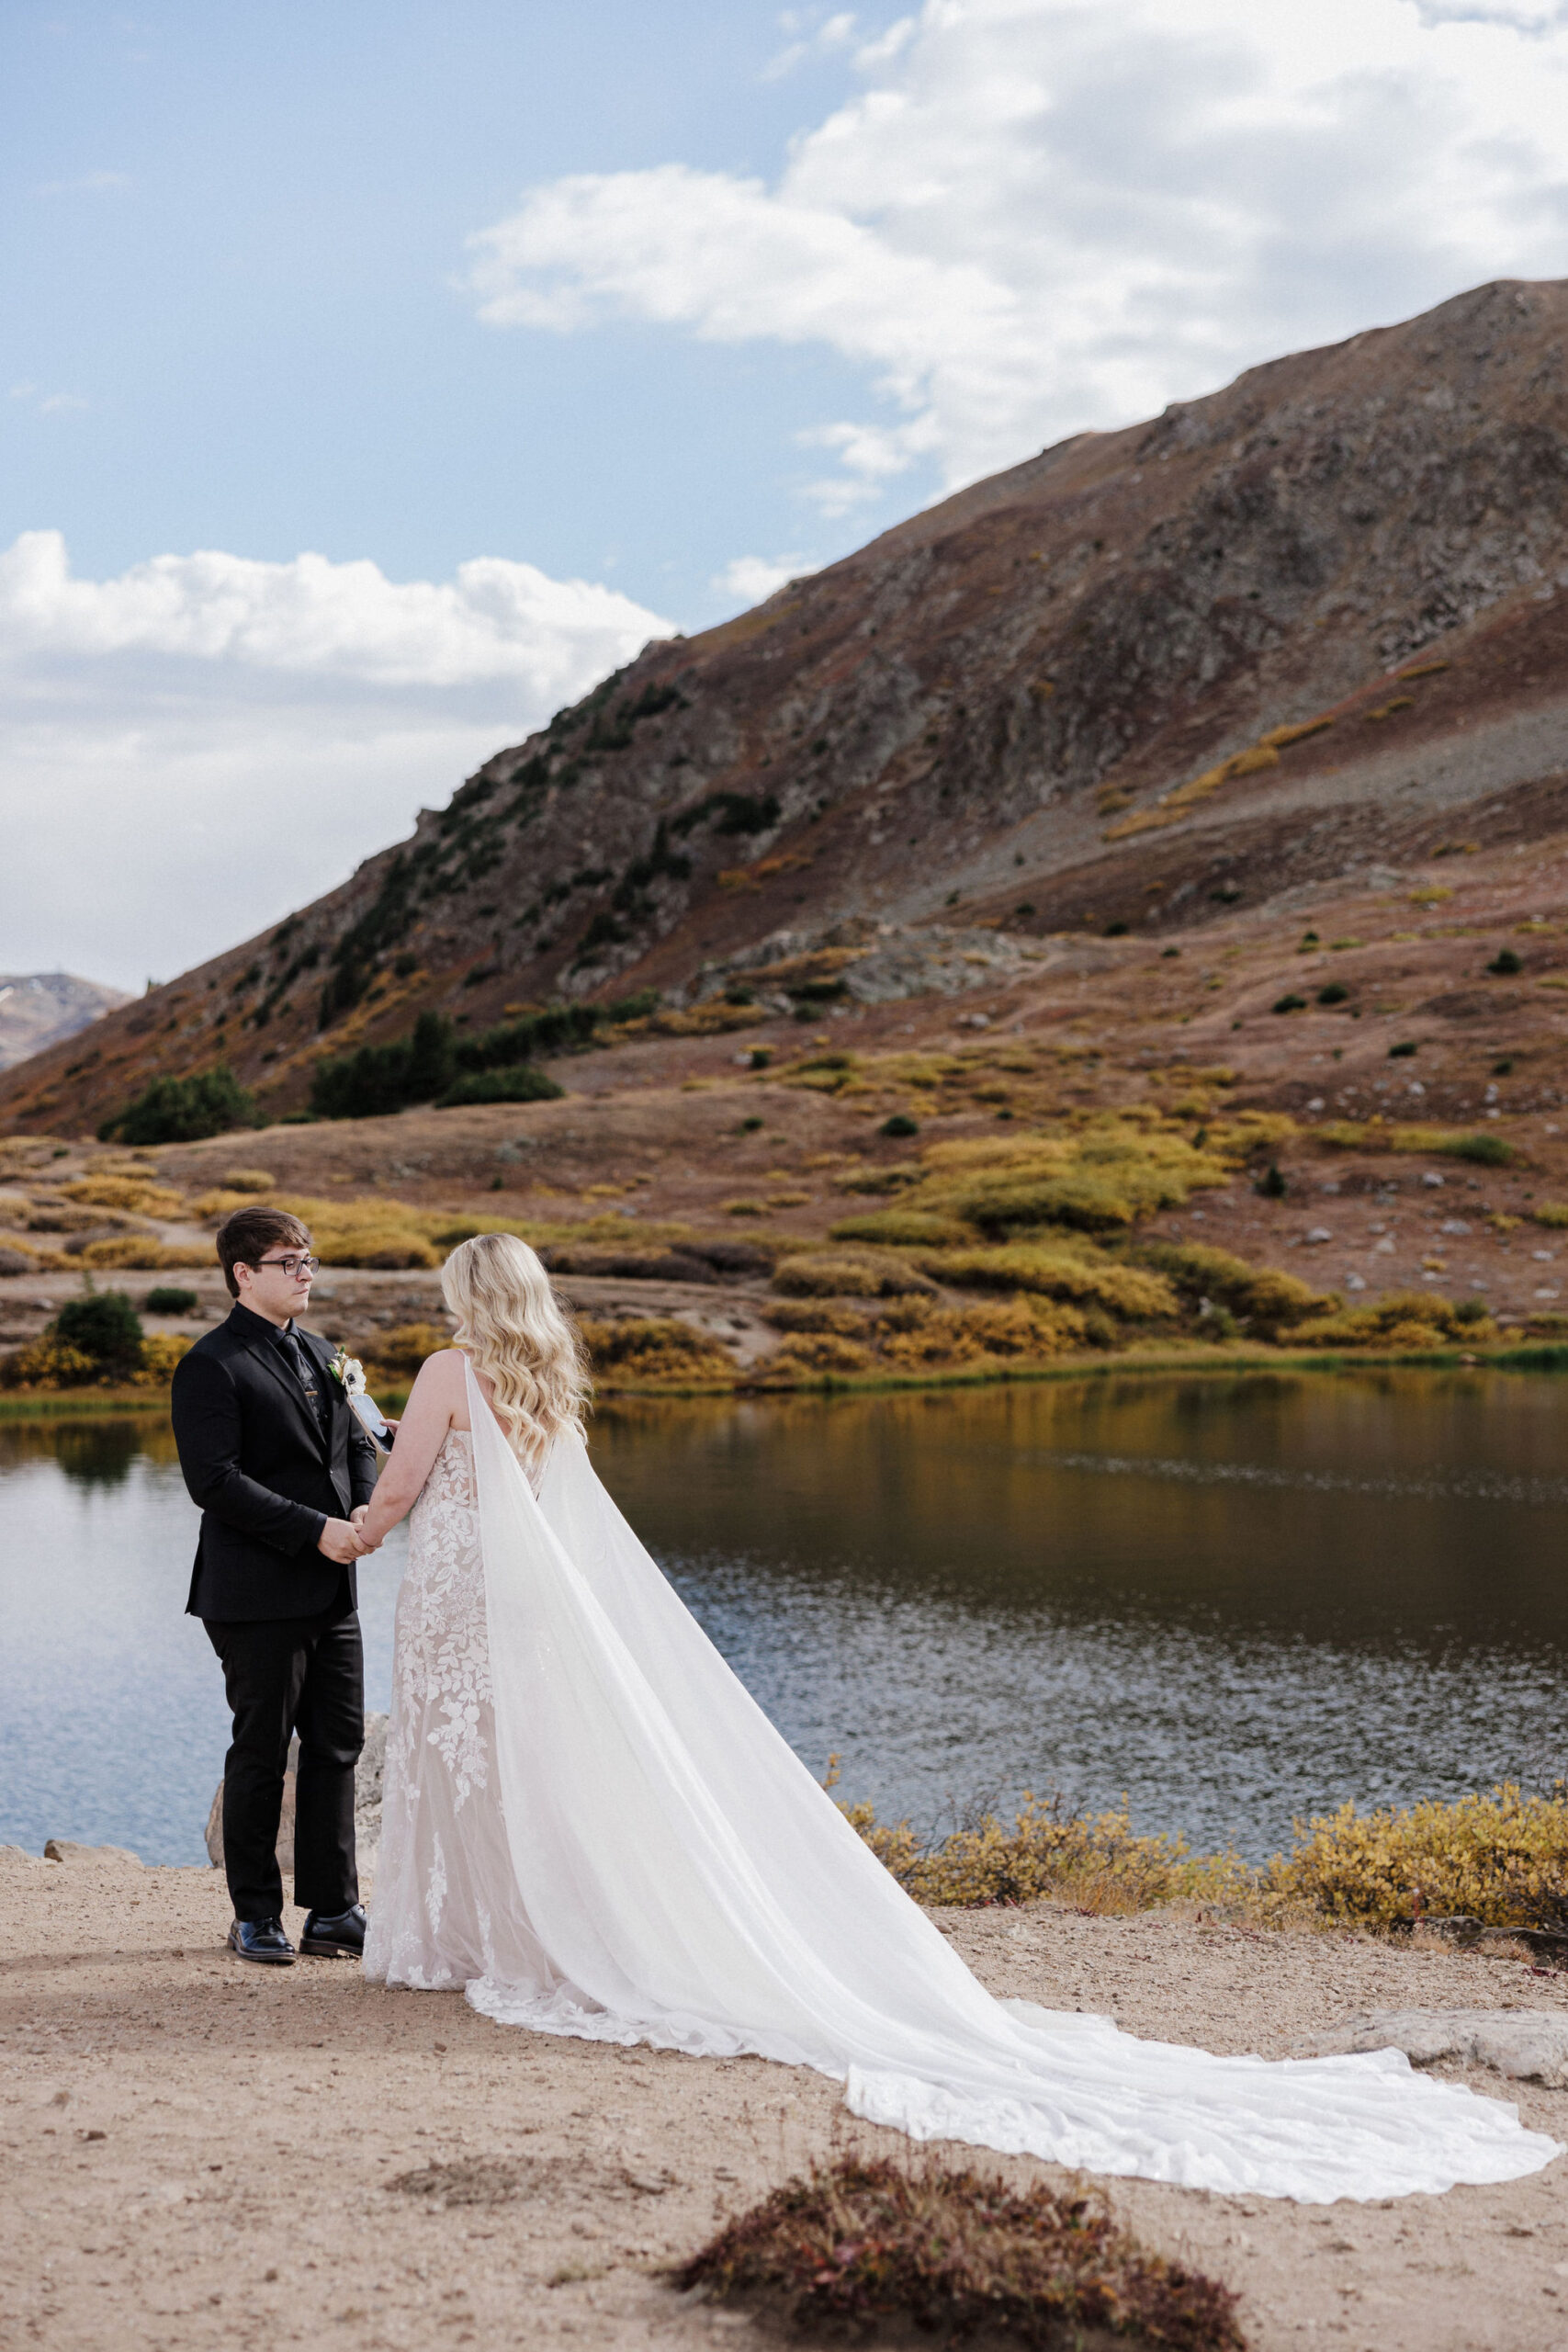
[278, 1328, 330, 1435]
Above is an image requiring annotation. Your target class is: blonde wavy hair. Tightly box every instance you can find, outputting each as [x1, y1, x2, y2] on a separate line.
[441, 1232, 590, 1465]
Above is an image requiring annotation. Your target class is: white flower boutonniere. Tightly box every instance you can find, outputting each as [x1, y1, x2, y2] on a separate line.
[327, 1346, 367, 1396]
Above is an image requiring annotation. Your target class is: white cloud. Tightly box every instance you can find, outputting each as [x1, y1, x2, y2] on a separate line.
[32, 170, 132, 197]
[463, 0, 1568, 506]
[11, 384, 89, 417]
[0, 535, 673, 990]
[0, 531, 668, 693]
[1415, 0, 1568, 28]
[764, 9, 860, 79]
[711, 551, 815, 603]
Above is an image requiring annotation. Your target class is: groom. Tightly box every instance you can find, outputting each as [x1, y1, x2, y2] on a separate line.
[172, 1204, 378, 1965]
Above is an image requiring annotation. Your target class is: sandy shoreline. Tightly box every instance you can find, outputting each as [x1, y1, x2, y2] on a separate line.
[5, 1846, 1568, 2349]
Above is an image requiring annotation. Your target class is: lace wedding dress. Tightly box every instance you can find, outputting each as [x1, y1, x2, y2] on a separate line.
[363, 1366, 1560, 2201]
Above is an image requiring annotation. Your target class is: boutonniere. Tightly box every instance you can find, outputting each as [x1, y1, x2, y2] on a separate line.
[327, 1345, 367, 1397]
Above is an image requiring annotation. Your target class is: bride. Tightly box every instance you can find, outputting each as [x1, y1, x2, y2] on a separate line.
[358, 1234, 1558, 2201]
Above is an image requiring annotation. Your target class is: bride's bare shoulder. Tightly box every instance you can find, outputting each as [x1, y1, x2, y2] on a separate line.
[408, 1346, 468, 1404]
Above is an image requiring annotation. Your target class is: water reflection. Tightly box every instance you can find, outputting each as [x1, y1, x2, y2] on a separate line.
[2, 1370, 1565, 1867]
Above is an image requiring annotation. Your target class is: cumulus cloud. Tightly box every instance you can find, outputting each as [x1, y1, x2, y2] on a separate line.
[0, 531, 668, 694]
[711, 551, 816, 602]
[0, 535, 672, 990]
[463, 0, 1568, 506]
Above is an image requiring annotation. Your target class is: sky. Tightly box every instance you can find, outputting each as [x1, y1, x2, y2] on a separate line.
[5, 0, 1568, 991]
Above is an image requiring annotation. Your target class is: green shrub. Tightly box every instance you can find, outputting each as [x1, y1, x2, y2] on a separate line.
[435, 1066, 565, 1107]
[1317, 1121, 1516, 1166]
[141, 1286, 200, 1316]
[310, 1012, 457, 1119]
[1488, 948, 1523, 976]
[99, 1065, 254, 1146]
[1440, 1131, 1515, 1166]
[54, 1290, 144, 1376]
[1271, 993, 1306, 1014]
[1388, 1040, 1418, 1059]
[1315, 981, 1349, 1006]
[880, 1114, 919, 1137]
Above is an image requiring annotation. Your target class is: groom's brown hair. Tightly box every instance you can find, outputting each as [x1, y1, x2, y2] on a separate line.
[216, 1205, 312, 1298]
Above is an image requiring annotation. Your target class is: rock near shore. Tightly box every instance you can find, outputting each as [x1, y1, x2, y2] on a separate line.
[203, 1712, 388, 1875]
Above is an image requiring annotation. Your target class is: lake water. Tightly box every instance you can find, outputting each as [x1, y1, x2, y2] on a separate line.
[4, 1371, 1567, 1869]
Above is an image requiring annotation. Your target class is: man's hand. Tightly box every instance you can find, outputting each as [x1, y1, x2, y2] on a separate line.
[350, 1503, 380, 1551]
[318, 1516, 372, 1564]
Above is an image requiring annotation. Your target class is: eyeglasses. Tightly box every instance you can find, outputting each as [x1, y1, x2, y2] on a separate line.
[254, 1253, 320, 1278]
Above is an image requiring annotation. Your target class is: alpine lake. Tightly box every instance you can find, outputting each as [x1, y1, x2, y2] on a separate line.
[4, 1367, 1567, 1868]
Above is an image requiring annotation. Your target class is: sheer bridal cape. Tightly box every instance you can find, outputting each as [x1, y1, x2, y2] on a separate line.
[439, 1364, 1561, 2201]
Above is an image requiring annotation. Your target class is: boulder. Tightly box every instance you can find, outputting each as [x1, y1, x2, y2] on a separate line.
[1299, 2008, 1568, 2086]
[204, 1712, 389, 1874]
[42, 1840, 144, 1865]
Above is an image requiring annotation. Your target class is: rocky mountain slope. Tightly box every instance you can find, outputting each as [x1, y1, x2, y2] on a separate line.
[0, 975, 127, 1075]
[3, 274, 1566, 1138]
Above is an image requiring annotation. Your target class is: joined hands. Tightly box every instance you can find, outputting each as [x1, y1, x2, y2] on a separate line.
[318, 1508, 379, 1562]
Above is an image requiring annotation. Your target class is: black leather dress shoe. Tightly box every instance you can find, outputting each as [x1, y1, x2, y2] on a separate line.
[227, 1917, 296, 1965]
[299, 1902, 367, 1958]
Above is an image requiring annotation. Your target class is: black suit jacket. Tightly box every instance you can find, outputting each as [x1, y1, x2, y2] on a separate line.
[172, 1306, 378, 1622]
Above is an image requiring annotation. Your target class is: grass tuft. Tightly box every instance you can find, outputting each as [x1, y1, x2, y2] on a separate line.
[670, 2154, 1247, 2349]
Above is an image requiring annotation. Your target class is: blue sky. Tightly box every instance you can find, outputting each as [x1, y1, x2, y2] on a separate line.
[3, 2, 909, 614]
[5, 0, 1567, 989]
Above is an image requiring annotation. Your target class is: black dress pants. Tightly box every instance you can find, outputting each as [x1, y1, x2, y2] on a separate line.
[205, 1601, 364, 1922]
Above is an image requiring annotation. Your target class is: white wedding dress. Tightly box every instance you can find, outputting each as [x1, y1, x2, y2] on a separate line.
[363, 1366, 1561, 2201]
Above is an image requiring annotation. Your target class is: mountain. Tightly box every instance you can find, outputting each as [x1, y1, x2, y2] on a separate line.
[0, 974, 128, 1076]
[4, 275, 1567, 1137]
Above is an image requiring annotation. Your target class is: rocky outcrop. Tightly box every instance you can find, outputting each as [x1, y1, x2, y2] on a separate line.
[1299, 2008, 1568, 2086]
[204, 1712, 389, 1876]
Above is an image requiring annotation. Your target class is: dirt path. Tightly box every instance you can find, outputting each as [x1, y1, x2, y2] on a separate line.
[6, 1846, 1568, 2349]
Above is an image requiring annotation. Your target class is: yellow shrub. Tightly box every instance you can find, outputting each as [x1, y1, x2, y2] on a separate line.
[871, 1296, 1089, 1368]
[829, 1210, 975, 1247]
[577, 1316, 736, 1386]
[772, 1248, 935, 1299]
[1534, 1203, 1568, 1229]
[841, 1791, 1248, 1913]
[272, 1193, 441, 1270]
[360, 1323, 454, 1379]
[1134, 1241, 1328, 1335]
[1292, 1291, 1492, 1349]
[766, 1302, 870, 1336]
[931, 1244, 1177, 1322]
[77, 1238, 211, 1271]
[1262, 1786, 1568, 1930]
[62, 1177, 186, 1216]
[129, 1334, 196, 1385]
[220, 1168, 276, 1193]
[910, 1120, 1232, 1236]
[191, 1189, 255, 1219]
[770, 1331, 878, 1377]
[0, 1336, 100, 1389]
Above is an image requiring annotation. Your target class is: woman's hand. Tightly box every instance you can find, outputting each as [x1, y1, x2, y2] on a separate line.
[355, 1351, 464, 1545]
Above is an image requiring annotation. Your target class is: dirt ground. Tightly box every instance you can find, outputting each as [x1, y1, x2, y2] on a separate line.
[6, 1847, 1568, 2351]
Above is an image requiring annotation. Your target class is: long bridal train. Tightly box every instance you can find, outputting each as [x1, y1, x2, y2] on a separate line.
[368, 1364, 1560, 2204]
